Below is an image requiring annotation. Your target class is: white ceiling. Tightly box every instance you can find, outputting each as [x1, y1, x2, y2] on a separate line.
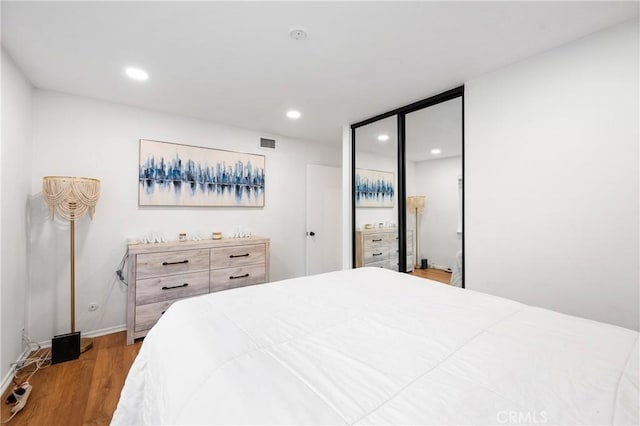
[2, 1, 637, 145]
[355, 97, 462, 162]
[406, 97, 462, 162]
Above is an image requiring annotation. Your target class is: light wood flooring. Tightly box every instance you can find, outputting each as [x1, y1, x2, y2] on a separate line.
[1, 331, 141, 426]
[410, 267, 452, 284]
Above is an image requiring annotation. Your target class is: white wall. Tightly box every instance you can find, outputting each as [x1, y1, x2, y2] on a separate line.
[412, 156, 462, 269]
[1, 49, 33, 381]
[341, 126, 352, 270]
[28, 91, 341, 343]
[466, 19, 639, 330]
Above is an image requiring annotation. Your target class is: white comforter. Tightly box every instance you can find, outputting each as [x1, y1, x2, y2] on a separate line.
[112, 267, 639, 425]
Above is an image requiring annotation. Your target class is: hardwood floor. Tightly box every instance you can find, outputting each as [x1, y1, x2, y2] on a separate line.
[1, 332, 141, 426]
[410, 267, 452, 284]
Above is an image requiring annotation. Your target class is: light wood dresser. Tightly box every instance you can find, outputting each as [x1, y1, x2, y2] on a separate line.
[126, 237, 270, 344]
[355, 228, 414, 272]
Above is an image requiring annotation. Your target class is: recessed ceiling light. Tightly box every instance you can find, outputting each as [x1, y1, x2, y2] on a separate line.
[377, 134, 389, 142]
[286, 110, 301, 119]
[125, 67, 149, 81]
[431, 149, 441, 154]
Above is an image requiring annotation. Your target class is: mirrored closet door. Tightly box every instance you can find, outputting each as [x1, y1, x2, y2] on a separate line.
[352, 87, 464, 287]
[405, 97, 463, 286]
[353, 116, 406, 272]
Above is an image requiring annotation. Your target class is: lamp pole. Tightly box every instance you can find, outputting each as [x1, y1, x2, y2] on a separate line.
[70, 210, 75, 333]
[414, 207, 420, 269]
[70, 212, 92, 352]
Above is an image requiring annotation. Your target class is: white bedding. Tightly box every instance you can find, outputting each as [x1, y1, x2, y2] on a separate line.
[112, 267, 639, 425]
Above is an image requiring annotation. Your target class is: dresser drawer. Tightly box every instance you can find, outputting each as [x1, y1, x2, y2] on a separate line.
[135, 271, 210, 305]
[387, 259, 399, 272]
[135, 299, 179, 332]
[387, 255, 415, 271]
[391, 246, 413, 257]
[136, 249, 209, 279]
[386, 232, 401, 244]
[406, 231, 414, 255]
[210, 263, 266, 292]
[210, 244, 266, 269]
[362, 232, 388, 248]
[389, 232, 413, 244]
[364, 246, 390, 264]
[366, 259, 388, 269]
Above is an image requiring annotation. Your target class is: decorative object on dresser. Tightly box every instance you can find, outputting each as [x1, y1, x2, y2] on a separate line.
[138, 139, 265, 207]
[42, 176, 101, 356]
[407, 195, 425, 269]
[126, 237, 270, 344]
[355, 228, 413, 272]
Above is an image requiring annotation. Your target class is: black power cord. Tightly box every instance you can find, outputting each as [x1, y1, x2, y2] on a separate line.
[116, 249, 128, 286]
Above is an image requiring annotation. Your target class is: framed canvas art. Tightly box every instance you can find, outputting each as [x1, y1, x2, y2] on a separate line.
[355, 168, 394, 208]
[139, 139, 265, 207]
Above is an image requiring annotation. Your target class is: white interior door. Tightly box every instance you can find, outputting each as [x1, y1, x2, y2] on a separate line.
[306, 164, 342, 275]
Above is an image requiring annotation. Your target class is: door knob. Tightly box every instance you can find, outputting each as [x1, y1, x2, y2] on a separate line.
[307, 231, 316, 236]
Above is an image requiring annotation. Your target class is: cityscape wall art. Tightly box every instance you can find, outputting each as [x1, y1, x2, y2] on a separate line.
[355, 168, 395, 208]
[139, 139, 265, 207]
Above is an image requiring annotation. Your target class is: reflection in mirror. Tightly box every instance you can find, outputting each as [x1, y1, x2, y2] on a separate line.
[354, 116, 405, 271]
[405, 97, 463, 286]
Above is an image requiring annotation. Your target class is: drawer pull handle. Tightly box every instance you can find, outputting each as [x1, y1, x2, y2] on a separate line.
[161, 283, 189, 291]
[229, 253, 250, 258]
[372, 252, 383, 257]
[230, 273, 250, 280]
[162, 260, 189, 266]
[372, 239, 383, 242]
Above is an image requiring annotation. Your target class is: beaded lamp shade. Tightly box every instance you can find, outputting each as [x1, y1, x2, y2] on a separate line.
[42, 176, 100, 221]
[407, 195, 425, 213]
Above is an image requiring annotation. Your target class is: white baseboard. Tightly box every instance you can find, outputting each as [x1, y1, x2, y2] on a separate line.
[430, 263, 453, 272]
[82, 324, 127, 339]
[1, 324, 127, 396]
[0, 345, 32, 398]
[35, 324, 127, 348]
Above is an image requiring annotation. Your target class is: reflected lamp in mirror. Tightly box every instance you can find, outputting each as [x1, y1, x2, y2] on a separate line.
[407, 195, 425, 214]
[407, 195, 425, 269]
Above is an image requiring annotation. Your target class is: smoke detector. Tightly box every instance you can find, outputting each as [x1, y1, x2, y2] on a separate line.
[289, 27, 308, 40]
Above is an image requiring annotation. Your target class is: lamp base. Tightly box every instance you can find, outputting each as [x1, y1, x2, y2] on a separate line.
[51, 332, 81, 365]
[80, 337, 93, 353]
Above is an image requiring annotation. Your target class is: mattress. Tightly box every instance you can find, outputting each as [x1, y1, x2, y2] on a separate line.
[112, 267, 639, 425]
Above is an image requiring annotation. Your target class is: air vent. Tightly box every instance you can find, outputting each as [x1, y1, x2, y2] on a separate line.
[260, 138, 276, 149]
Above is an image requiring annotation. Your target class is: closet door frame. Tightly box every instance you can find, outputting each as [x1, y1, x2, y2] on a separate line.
[351, 86, 465, 287]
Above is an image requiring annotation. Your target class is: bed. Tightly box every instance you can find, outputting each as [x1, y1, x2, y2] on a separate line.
[112, 267, 638, 425]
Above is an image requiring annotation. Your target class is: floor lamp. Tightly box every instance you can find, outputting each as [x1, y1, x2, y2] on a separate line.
[43, 176, 100, 354]
[407, 196, 425, 269]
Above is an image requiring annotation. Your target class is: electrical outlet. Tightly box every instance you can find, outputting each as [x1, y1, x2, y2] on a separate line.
[88, 303, 99, 312]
